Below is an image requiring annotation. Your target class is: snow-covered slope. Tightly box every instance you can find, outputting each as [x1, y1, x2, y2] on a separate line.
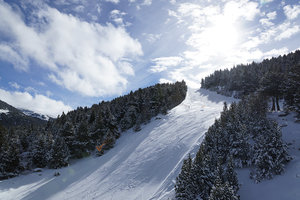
[1, 88, 299, 200]
[0, 88, 236, 200]
[18, 108, 52, 121]
[237, 110, 300, 200]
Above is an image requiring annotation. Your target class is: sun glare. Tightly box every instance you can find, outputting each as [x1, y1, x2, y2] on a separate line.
[208, 18, 239, 53]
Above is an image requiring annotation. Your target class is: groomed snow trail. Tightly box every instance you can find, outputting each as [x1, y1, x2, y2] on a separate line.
[0, 88, 236, 200]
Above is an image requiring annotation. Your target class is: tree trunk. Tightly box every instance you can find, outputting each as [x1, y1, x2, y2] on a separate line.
[271, 97, 275, 111]
[276, 95, 280, 111]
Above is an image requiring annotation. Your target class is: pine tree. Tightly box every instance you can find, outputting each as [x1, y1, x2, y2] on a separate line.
[175, 154, 192, 200]
[133, 118, 141, 132]
[209, 176, 238, 200]
[48, 134, 70, 169]
[0, 128, 23, 179]
[187, 144, 214, 200]
[224, 156, 241, 195]
[30, 133, 49, 168]
[230, 123, 252, 168]
[251, 119, 289, 183]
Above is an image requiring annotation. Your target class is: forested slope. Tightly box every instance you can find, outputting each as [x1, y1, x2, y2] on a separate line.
[0, 81, 187, 180]
[201, 50, 300, 121]
[175, 50, 300, 200]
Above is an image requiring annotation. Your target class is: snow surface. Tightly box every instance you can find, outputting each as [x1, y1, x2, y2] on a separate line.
[19, 109, 51, 121]
[0, 109, 9, 114]
[1, 88, 300, 200]
[237, 110, 300, 200]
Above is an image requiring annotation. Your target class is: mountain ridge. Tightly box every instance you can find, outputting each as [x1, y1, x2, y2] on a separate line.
[0, 99, 48, 127]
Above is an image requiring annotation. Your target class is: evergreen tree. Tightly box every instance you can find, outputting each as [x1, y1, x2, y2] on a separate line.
[187, 144, 214, 200]
[251, 119, 289, 183]
[48, 134, 70, 169]
[230, 123, 252, 168]
[175, 154, 192, 200]
[209, 176, 238, 200]
[0, 128, 23, 179]
[30, 133, 49, 168]
[224, 156, 241, 195]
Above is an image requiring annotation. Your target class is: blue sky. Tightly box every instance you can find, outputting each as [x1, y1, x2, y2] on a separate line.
[0, 0, 299, 117]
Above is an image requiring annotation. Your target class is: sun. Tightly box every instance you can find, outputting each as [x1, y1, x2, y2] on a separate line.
[204, 17, 240, 54]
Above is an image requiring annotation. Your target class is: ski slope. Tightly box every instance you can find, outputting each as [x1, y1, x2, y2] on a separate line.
[0, 88, 236, 200]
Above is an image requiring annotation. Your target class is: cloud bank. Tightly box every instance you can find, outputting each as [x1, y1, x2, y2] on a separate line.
[0, 1, 143, 97]
[0, 89, 72, 117]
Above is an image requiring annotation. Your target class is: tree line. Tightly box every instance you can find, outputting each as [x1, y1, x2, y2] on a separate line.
[201, 50, 300, 122]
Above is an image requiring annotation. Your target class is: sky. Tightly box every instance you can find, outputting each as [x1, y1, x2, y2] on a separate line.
[0, 0, 300, 117]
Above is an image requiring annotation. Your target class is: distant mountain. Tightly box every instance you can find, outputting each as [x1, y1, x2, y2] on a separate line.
[0, 100, 48, 127]
[18, 108, 52, 121]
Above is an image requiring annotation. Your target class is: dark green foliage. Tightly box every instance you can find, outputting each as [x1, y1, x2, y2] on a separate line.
[259, 71, 284, 111]
[201, 50, 300, 114]
[282, 64, 300, 120]
[251, 119, 289, 183]
[209, 177, 238, 200]
[48, 134, 70, 169]
[187, 145, 214, 200]
[0, 128, 23, 180]
[30, 133, 49, 168]
[175, 154, 192, 200]
[224, 156, 241, 195]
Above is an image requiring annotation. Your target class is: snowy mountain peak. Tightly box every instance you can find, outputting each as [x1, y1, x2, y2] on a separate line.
[18, 108, 52, 121]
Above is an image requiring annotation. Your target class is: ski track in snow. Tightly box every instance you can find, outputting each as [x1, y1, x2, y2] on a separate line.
[2, 88, 300, 200]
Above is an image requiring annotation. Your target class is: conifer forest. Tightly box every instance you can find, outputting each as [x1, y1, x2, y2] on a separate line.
[0, 81, 187, 179]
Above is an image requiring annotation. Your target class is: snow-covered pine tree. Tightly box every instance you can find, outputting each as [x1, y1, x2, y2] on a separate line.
[209, 176, 238, 200]
[175, 153, 192, 200]
[230, 123, 252, 168]
[133, 118, 141, 132]
[48, 134, 70, 169]
[30, 133, 49, 168]
[224, 156, 241, 195]
[187, 144, 214, 200]
[0, 128, 23, 180]
[251, 118, 289, 183]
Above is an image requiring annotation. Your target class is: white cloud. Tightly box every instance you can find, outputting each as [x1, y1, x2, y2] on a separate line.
[267, 11, 277, 20]
[54, 0, 87, 5]
[259, 18, 274, 26]
[259, 11, 276, 27]
[74, 5, 84, 12]
[106, 0, 119, 4]
[0, 1, 143, 97]
[260, 0, 275, 5]
[110, 10, 129, 26]
[0, 44, 29, 71]
[96, 4, 101, 13]
[263, 47, 289, 59]
[283, 4, 300, 20]
[0, 88, 72, 117]
[142, 0, 152, 6]
[149, 57, 183, 73]
[9, 82, 20, 89]
[143, 33, 161, 43]
[223, 0, 260, 21]
[159, 78, 173, 84]
[275, 25, 300, 41]
[170, 0, 176, 5]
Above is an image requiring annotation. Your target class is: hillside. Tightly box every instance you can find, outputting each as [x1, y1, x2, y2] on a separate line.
[1, 88, 299, 200]
[0, 88, 236, 200]
[0, 100, 48, 127]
